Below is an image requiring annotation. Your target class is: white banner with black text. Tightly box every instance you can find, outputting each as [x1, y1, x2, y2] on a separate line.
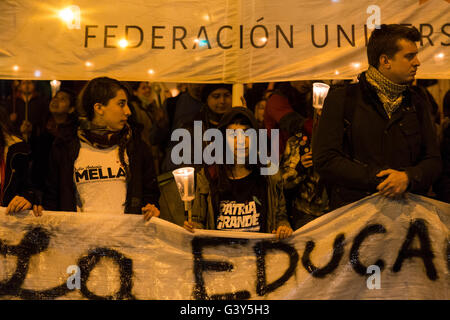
[0, 193, 448, 300]
[0, 0, 449, 81]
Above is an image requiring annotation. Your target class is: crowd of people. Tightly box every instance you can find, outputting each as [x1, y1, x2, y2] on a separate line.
[0, 24, 448, 240]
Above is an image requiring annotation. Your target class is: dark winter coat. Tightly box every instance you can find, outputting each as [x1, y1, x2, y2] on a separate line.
[435, 124, 450, 203]
[43, 126, 160, 214]
[313, 73, 442, 209]
[1, 140, 35, 206]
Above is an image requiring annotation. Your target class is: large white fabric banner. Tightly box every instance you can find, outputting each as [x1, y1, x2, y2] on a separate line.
[0, 0, 449, 81]
[0, 194, 448, 300]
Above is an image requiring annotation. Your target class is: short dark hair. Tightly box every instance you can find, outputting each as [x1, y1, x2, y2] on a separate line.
[367, 24, 421, 68]
[56, 89, 76, 108]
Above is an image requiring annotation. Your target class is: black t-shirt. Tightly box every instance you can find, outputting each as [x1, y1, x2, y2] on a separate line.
[216, 171, 267, 232]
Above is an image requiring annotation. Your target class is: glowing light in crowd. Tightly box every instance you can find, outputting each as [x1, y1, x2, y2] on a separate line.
[172, 167, 195, 202]
[172, 167, 195, 222]
[12, 65, 19, 71]
[352, 62, 361, 69]
[170, 89, 180, 97]
[260, 37, 268, 43]
[335, 70, 340, 75]
[148, 69, 155, 75]
[203, 14, 210, 21]
[85, 61, 93, 67]
[194, 38, 199, 44]
[435, 52, 445, 60]
[118, 39, 129, 48]
[312, 82, 330, 109]
[50, 80, 61, 97]
[34, 70, 41, 77]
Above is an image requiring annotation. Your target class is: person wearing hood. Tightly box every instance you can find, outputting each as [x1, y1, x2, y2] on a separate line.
[40, 77, 160, 220]
[183, 107, 293, 239]
[159, 83, 233, 173]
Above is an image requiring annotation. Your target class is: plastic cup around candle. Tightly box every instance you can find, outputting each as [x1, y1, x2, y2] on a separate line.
[172, 167, 195, 202]
[312, 82, 330, 110]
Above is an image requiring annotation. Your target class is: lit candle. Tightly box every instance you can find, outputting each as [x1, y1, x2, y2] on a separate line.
[312, 82, 330, 110]
[172, 167, 195, 222]
[50, 80, 61, 97]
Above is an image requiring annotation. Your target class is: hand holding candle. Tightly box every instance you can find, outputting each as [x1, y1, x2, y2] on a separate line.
[172, 167, 195, 222]
[312, 82, 330, 130]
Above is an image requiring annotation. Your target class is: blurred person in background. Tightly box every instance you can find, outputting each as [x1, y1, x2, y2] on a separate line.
[30, 89, 78, 205]
[0, 106, 36, 214]
[6, 80, 49, 141]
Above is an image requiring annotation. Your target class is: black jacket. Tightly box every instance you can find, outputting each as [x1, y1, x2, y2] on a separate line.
[313, 73, 442, 209]
[1, 140, 35, 206]
[435, 124, 450, 203]
[43, 126, 160, 214]
[31, 113, 79, 196]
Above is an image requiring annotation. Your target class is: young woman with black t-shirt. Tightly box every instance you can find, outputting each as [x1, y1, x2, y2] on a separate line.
[184, 107, 293, 239]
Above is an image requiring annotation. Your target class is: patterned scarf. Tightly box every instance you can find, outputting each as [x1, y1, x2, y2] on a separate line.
[77, 119, 132, 176]
[77, 119, 131, 149]
[365, 66, 408, 118]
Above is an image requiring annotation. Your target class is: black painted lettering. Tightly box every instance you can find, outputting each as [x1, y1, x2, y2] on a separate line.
[311, 25, 328, 48]
[250, 25, 268, 49]
[0, 229, 135, 300]
[350, 224, 386, 275]
[192, 237, 250, 300]
[152, 26, 166, 49]
[217, 25, 233, 49]
[84, 25, 98, 48]
[75, 170, 88, 183]
[276, 25, 293, 48]
[337, 24, 355, 47]
[173, 26, 187, 49]
[104, 25, 118, 48]
[419, 24, 434, 46]
[0, 227, 71, 300]
[98, 168, 108, 179]
[392, 219, 438, 280]
[107, 167, 115, 178]
[240, 25, 244, 49]
[125, 25, 144, 48]
[254, 241, 299, 296]
[302, 233, 345, 278]
[77, 247, 135, 300]
[193, 26, 211, 49]
[88, 168, 99, 180]
[116, 167, 126, 178]
[441, 23, 450, 46]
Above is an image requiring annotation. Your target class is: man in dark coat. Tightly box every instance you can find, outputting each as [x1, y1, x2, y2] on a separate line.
[313, 24, 442, 210]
